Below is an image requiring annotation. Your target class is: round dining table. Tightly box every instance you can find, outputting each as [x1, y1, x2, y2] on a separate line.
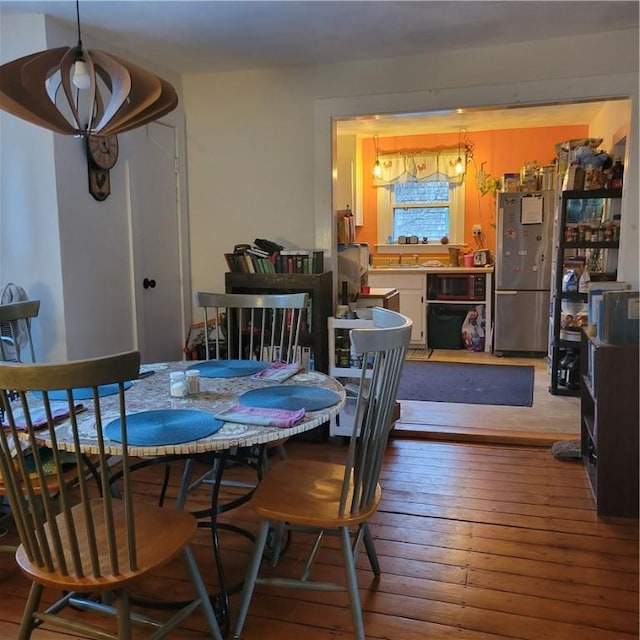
[35, 361, 346, 457]
[25, 360, 346, 631]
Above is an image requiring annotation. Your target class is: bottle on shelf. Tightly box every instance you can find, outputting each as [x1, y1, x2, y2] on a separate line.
[609, 159, 624, 189]
[335, 329, 351, 368]
[578, 268, 591, 294]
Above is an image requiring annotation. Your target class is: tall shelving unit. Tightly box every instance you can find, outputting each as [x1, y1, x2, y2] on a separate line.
[549, 188, 622, 396]
[580, 330, 639, 517]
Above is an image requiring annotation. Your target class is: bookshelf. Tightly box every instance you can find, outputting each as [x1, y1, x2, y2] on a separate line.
[580, 330, 639, 517]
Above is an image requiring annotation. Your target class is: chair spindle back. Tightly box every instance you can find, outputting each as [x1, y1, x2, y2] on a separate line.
[196, 292, 309, 363]
[0, 351, 141, 581]
[339, 308, 411, 518]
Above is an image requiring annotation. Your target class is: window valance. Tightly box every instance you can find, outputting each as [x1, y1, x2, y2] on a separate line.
[374, 149, 463, 185]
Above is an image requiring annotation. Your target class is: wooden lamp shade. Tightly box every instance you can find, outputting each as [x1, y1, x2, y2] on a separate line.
[0, 45, 178, 136]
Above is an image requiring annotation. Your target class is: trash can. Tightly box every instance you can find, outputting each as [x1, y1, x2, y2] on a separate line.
[427, 304, 468, 349]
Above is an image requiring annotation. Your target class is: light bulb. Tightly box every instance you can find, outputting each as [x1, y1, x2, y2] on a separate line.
[72, 60, 91, 89]
[455, 156, 465, 175]
[373, 160, 382, 178]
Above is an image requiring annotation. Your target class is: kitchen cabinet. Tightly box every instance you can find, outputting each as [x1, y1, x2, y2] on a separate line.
[336, 134, 362, 225]
[580, 330, 638, 517]
[549, 189, 622, 396]
[426, 271, 493, 353]
[368, 272, 425, 347]
[368, 268, 493, 351]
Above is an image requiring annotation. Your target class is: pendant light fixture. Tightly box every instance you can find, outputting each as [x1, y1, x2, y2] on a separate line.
[0, 0, 178, 137]
[454, 127, 467, 176]
[372, 135, 382, 179]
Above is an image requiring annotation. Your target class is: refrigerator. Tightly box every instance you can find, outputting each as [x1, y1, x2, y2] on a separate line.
[494, 191, 555, 353]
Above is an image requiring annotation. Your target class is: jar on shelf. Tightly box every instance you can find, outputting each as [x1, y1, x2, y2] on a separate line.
[612, 217, 621, 241]
[604, 222, 613, 242]
[609, 159, 624, 189]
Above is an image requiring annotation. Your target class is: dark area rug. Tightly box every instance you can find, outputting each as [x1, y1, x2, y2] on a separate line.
[397, 361, 535, 407]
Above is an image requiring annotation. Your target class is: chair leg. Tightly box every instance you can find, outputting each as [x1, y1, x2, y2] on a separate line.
[362, 523, 381, 576]
[18, 582, 43, 640]
[232, 519, 271, 639]
[340, 526, 365, 640]
[182, 546, 224, 640]
[115, 590, 132, 640]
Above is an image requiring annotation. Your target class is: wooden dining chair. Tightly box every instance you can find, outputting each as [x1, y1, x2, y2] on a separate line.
[0, 352, 223, 640]
[232, 307, 412, 640]
[197, 291, 309, 364]
[0, 299, 40, 363]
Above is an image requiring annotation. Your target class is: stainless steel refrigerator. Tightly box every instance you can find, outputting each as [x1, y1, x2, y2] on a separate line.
[494, 190, 555, 353]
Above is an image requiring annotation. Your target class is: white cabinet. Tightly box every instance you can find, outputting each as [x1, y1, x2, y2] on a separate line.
[335, 134, 363, 226]
[425, 271, 493, 353]
[327, 317, 373, 437]
[368, 272, 426, 347]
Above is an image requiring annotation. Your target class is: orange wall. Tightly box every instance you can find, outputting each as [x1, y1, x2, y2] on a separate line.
[356, 125, 588, 256]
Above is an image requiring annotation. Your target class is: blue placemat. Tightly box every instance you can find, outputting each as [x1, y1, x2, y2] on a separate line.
[105, 409, 223, 446]
[189, 360, 269, 378]
[35, 381, 133, 401]
[238, 385, 340, 412]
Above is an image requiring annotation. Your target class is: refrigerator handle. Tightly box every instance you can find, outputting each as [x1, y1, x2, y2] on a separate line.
[495, 290, 519, 295]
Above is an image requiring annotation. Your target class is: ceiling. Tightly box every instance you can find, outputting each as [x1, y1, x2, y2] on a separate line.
[1, 1, 637, 135]
[1, 1, 637, 75]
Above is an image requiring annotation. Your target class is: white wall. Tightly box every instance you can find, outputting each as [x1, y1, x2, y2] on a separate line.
[0, 14, 191, 362]
[0, 15, 66, 361]
[184, 28, 639, 307]
[590, 99, 639, 286]
[3, 20, 638, 358]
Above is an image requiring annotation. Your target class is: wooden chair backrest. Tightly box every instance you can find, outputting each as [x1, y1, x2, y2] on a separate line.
[0, 351, 141, 580]
[340, 308, 412, 518]
[196, 291, 309, 363]
[0, 300, 40, 363]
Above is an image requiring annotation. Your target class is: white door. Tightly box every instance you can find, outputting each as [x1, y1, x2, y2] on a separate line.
[126, 122, 184, 364]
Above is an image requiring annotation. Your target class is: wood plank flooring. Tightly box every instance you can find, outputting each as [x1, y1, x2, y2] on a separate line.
[0, 440, 637, 639]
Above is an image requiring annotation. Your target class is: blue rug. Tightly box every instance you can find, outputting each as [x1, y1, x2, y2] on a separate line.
[397, 361, 534, 407]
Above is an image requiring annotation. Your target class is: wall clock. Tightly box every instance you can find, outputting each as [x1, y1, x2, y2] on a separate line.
[86, 135, 119, 201]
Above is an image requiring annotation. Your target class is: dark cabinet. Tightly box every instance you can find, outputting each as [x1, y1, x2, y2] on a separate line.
[580, 330, 638, 517]
[225, 271, 333, 374]
[549, 189, 622, 396]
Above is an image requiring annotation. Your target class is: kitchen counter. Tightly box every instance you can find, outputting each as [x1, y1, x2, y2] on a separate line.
[369, 265, 494, 274]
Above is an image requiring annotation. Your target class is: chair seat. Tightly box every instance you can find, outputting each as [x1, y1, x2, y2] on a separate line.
[252, 459, 381, 529]
[16, 498, 197, 592]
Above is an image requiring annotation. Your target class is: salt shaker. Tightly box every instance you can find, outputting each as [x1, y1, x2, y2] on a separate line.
[169, 371, 187, 397]
[186, 369, 200, 395]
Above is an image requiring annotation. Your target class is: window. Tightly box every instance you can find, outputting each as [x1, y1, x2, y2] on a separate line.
[377, 173, 465, 246]
[393, 181, 450, 240]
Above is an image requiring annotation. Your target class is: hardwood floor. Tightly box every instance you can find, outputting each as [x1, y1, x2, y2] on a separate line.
[0, 441, 637, 639]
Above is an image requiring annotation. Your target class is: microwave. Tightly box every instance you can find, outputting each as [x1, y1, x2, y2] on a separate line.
[427, 273, 486, 301]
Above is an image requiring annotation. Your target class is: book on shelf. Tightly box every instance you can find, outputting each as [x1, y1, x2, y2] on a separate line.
[224, 248, 324, 274]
